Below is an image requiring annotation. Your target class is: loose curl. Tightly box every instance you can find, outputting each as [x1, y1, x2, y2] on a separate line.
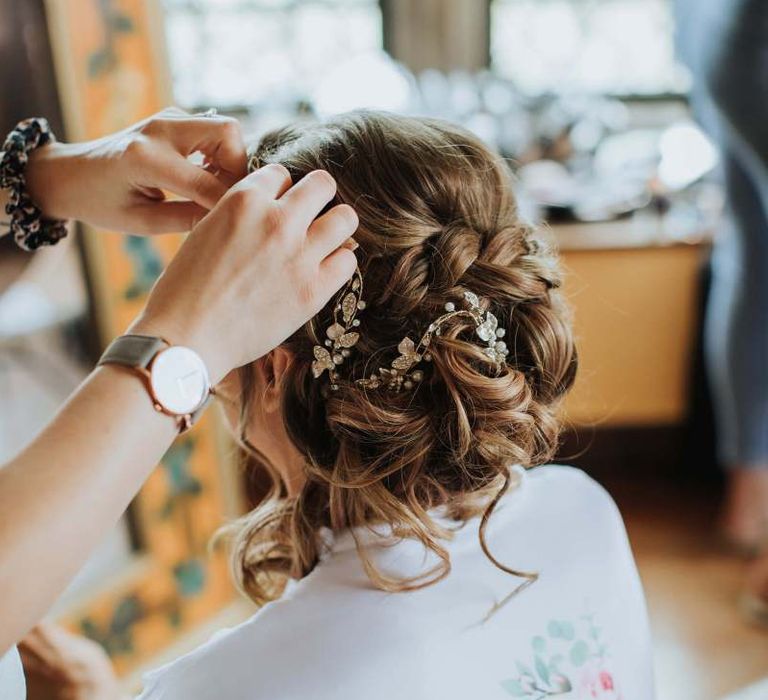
[220, 111, 577, 606]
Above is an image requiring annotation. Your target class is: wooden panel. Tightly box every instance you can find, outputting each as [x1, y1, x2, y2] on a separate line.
[561, 243, 707, 427]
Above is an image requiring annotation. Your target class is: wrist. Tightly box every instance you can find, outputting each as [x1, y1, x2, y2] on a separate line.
[128, 314, 227, 385]
[100, 330, 215, 432]
[25, 141, 79, 220]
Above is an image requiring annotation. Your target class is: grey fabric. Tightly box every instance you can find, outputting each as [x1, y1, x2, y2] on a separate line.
[676, 0, 768, 465]
[98, 334, 168, 370]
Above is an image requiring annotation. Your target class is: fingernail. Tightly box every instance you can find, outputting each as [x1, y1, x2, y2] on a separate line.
[342, 237, 359, 251]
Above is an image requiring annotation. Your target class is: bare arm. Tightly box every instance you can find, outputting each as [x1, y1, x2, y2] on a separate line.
[0, 367, 177, 652]
[0, 117, 358, 652]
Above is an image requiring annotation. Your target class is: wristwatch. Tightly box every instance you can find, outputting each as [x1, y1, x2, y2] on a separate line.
[98, 334, 213, 432]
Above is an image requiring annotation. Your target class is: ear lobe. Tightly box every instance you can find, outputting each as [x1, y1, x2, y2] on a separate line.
[263, 347, 293, 413]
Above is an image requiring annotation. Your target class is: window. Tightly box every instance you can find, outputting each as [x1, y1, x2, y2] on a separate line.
[163, 0, 383, 110]
[490, 0, 689, 97]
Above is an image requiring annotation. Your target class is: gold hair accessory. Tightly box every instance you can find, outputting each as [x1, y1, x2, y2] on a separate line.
[356, 290, 508, 392]
[311, 268, 365, 390]
[312, 270, 508, 393]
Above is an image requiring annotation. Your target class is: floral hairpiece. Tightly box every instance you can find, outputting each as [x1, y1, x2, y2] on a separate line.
[311, 268, 365, 390]
[356, 290, 508, 391]
[312, 270, 509, 393]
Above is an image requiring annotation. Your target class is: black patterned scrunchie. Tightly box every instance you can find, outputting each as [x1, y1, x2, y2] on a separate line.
[0, 117, 69, 251]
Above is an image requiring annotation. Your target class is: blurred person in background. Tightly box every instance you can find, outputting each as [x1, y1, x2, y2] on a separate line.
[676, 0, 768, 614]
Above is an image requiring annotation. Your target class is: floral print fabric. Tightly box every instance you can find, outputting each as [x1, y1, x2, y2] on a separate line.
[501, 613, 621, 699]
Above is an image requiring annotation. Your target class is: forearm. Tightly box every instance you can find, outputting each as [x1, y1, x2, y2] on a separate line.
[0, 365, 179, 653]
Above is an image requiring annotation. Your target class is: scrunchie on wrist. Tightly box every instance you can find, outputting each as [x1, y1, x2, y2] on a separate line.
[0, 117, 69, 251]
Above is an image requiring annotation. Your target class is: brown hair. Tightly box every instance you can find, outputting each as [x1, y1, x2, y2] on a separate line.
[223, 111, 577, 605]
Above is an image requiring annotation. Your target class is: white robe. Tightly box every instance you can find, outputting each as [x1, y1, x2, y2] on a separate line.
[138, 465, 655, 700]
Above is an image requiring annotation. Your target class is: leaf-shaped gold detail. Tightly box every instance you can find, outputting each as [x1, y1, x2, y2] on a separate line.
[397, 337, 416, 356]
[311, 346, 334, 378]
[341, 293, 357, 323]
[326, 323, 345, 340]
[477, 312, 499, 342]
[391, 336, 421, 371]
[464, 291, 480, 308]
[339, 332, 360, 348]
[391, 355, 415, 371]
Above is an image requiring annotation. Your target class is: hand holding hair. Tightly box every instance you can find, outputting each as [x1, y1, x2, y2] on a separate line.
[130, 163, 359, 383]
[0, 115, 358, 654]
[23, 107, 249, 235]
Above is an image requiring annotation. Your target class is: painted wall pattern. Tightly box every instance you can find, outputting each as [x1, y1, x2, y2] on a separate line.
[46, 0, 235, 675]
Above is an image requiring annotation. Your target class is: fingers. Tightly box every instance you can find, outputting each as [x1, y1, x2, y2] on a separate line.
[318, 247, 358, 305]
[307, 204, 359, 260]
[226, 162, 292, 201]
[144, 112, 248, 179]
[177, 116, 247, 179]
[278, 170, 337, 231]
[131, 200, 208, 235]
[152, 154, 228, 210]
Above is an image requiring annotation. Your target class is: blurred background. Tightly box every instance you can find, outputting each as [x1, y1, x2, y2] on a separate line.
[1, 1, 765, 698]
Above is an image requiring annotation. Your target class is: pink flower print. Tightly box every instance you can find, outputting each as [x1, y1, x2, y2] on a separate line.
[599, 672, 614, 691]
[578, 663, 621, 700]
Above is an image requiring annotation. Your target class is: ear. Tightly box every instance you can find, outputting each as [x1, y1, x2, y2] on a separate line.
[257, 347, 294, 414]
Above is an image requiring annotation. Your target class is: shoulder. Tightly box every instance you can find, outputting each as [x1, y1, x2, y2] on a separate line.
[495, 464, 635, 570]
[137, 572, 412, 700]
[524, 463, 609, 492]
[511, 466, 654, 694]
[520, 464, 622, 520]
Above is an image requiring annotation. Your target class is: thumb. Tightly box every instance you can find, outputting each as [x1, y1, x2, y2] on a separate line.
[129, 200, 208, 235]
[149, 150, 228, 210]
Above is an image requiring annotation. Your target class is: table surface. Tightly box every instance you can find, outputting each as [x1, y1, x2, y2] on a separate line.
[549, 214, 714, 252]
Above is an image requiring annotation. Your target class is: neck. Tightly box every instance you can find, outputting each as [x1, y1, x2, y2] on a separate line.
[275, 452, 306, 497]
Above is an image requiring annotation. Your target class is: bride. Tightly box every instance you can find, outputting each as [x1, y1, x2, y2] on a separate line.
[139, 111, 654, 700]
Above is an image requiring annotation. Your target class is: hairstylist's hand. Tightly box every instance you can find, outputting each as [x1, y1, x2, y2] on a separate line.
[19, 623, 126, 700]
[129, 164, 358, 383]
[24, 107, 246, 235]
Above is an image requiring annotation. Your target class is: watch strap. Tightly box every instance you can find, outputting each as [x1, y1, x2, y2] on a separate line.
[98, 334, 168, 370]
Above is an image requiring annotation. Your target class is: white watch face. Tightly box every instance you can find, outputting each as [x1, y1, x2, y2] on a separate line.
[149, 346, 210, 415]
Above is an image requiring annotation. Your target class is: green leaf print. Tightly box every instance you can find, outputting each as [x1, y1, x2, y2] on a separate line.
[546, 619, 575, 641]
[502, 611, 616, 698]
[500, 679, 527, 697]
[515, 661, 534, 679]
[534, 655, 550, 684]
[569, 640, 589, 667]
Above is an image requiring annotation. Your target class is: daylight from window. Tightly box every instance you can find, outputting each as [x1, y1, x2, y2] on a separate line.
[491, 0, 689, 96]
[163, 0, 382, 109]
